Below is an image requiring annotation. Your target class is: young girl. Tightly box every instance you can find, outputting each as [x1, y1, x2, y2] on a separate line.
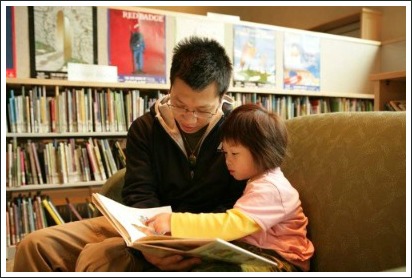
[146, 103, 314, 271]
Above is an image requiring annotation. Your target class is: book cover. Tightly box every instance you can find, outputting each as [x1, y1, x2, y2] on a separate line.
[233, 24, 276, 89]
[283, 32, 320, 91]
[28, 7, 97, 79]
[6, 6, 16, 78]
[175, 16, 225, 46]
[92, 193, 277, 267]
[108, 8, 166, 84]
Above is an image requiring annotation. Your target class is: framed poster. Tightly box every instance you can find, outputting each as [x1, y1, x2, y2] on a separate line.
[6, 6, 16, 78]
[28, 7, 97, 79]
[108, 8, 166, 84]
[283, 32, 320, 91]
[233, 25, 276, 88]
[175, 16, 225, 46]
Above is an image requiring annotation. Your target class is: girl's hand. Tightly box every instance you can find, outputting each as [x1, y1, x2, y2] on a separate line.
[145, 213, 172, 235]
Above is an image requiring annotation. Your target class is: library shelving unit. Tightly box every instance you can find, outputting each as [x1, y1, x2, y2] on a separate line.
[5, 77, 169, 257]
[369, 70, 406, 111]
[5, 77, 376, 196]
[6, 77, 168, 192]
[5, 76, 375, 255]
[227, 85, 375, 119]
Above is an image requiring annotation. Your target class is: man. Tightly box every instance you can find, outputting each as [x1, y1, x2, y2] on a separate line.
[13, 36, 246, 271]
[130, 22, 145, 74]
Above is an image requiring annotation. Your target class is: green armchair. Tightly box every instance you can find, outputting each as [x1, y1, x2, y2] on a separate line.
[100, 111, 406, 272]
[282, 111, 406, 271]
[99, 167, 125, 203]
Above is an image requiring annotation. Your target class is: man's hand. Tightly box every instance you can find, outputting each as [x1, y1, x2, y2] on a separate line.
[142, 252, 201, 271]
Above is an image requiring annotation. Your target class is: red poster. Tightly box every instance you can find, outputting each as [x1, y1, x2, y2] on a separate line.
[108, 9, 166, 84]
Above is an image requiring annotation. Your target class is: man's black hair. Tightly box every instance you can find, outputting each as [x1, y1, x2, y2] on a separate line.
[170, 36, 232, 98]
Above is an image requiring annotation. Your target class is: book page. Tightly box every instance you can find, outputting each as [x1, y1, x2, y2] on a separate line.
[132, 237, 277, 267]
[188, 239, 277, 266]
[93, 193, 276, 267]
[92, 193, 172, 245]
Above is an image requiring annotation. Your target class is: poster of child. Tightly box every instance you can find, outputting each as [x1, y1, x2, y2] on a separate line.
[283, 33, 320, 91]
[233, 25, 276, 88]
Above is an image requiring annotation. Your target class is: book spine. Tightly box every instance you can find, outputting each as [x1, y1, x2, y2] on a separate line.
[8, 202, 16, 245]
[31, 142, 44, 184]
[6, 210, 11, 246]
[86, 141, 101, 181]
[48, 199, 65, 224]
[42, 198, 63, 225]
[66, 198, 83, 221]
[36, 196, 48, 228]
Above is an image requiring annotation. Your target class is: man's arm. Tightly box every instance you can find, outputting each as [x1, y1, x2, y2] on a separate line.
[143, 253, 201, 271]
[122, 113, 160, 208]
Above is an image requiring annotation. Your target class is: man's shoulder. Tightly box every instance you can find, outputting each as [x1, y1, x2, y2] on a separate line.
[130, 111, 155, 132]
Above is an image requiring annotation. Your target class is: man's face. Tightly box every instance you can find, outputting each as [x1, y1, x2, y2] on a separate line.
[169, 78, 221, 134]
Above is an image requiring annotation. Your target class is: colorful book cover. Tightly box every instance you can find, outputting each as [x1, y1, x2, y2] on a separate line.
[175, 16, 225, 46]
[108, 8, 166, 84]
[233, 25, 276, 88]
[283, 33, 320, 91]
[6, 6, 16, 78]
[28, 7, 97, 80]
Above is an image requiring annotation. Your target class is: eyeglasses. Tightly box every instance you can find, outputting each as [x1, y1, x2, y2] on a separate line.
[167, 103, 217, 119]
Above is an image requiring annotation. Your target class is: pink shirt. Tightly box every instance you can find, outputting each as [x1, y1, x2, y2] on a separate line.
[234, 167, 314, 271]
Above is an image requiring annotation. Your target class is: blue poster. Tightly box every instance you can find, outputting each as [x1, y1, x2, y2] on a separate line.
[6, 6, 16, 78]
[233, 25, 276, 88]
[283, 33, 320, 91]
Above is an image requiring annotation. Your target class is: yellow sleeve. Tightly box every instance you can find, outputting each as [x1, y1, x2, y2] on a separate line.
[171, 208, 260, 241]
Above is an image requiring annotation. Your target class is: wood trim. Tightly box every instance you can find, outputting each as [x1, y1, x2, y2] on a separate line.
[309, 13, 360, 33]
[370, 70, 406, 81]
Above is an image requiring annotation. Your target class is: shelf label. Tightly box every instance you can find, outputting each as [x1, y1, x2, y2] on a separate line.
[68, 63, 118, 83]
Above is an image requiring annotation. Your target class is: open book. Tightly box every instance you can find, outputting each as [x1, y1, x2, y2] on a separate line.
[92, 193, 277, 267]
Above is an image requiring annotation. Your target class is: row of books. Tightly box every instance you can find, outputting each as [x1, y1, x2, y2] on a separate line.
[6, 194, 96, 247]
[384, 100, 406, 111]
[6, 138, 126, 188]
[229, 93, 374, 120]
[7, 86, 160, 134]
[7, 86, 375, 135]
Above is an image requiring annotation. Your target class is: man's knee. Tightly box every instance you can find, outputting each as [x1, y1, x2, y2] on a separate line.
[15, 229, 49, 254]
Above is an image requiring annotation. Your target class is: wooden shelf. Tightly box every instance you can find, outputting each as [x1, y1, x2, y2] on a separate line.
[370, 70, 406, 111]
[369, 70, 406, 81]
[6, 77, 169, 90]
[6, 181, 105, 192]
[7, 132, 128, 138]
[228, 86, 374, 99]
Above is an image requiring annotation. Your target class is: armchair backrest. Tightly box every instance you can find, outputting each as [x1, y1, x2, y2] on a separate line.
[282, 112, 406, 271]
[100, 167, 126, 204]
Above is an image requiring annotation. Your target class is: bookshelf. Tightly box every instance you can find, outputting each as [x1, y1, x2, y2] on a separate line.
[6, 77, 167, 189]
[5, 75, 374, 253]
[370, 70, 406, 111]
[5, 75, 375, 193]
[5, 77, 168, 254]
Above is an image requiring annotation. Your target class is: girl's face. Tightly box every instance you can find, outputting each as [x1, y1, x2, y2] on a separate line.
[221, 140, 260, 181]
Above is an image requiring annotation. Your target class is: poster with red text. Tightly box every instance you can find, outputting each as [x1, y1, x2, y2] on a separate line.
[108, 9, 166, 84]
